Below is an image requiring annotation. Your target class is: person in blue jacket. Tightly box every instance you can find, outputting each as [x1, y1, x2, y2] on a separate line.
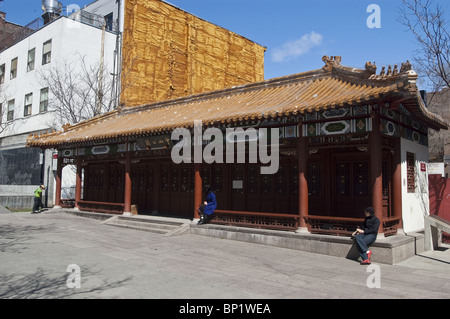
[197, 185, 217, 225]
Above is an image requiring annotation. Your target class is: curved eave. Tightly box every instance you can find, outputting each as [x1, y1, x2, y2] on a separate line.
[25, 91, 406, 149]
[403, 92, 449, 131]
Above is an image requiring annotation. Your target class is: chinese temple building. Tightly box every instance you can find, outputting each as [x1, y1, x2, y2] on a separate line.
[27, 56, 448, 236]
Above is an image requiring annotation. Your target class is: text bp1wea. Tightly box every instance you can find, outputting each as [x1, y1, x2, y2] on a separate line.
[179, 303, 271, 316]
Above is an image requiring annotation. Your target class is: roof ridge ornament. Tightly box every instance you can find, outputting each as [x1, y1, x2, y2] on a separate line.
[322, 55, 342, 71]
[400, 60, 412, 73]
[62, 123, 71, 132]
[393, 65, 399, 75]
[365, 61, 377, 75]
[367, 60, 417, 82]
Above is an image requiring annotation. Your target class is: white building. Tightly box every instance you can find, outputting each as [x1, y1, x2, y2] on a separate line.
[0, 0, 119, 209]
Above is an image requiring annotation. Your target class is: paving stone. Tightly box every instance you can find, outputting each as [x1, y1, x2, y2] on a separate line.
[0, 210, 449, 301]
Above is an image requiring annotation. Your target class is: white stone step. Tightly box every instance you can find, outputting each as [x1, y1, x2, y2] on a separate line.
[103, 215, 191, 236]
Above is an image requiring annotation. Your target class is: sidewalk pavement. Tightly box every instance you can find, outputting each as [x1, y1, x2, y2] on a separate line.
[0, 209, 449, 300]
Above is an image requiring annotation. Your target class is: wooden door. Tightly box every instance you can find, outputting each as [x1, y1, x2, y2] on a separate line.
[159, 163, 170, 214]
[84, 164, 107, 202]
[177, 165, 194, 216]
[169, 166, 181, 214]
[307, 161, 324, 215]
[211, 165, 226, 212]
[273, 164, 289, 213]
[333, 160, 370, 218]
[246, 165, 260, 212]
[145, 164, 156, 214]
[231, 165, 245, 211]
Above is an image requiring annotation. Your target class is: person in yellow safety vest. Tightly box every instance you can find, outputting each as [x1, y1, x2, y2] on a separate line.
[32, 185, 45, 214]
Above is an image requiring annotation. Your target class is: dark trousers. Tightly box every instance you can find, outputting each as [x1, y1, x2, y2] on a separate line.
[33, 197, 42, 213]
[197, 204, 211, 223]
[355, 233, 376, 260]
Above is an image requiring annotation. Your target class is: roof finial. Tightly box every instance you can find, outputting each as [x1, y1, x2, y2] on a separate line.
[62, 123, 71, 132]
[387, 65, 393, 76]
[400, 60, 412, 73]
[365, 61, 377, 74]
[322, 55, 342, 71]
[393, 65, 398, 75]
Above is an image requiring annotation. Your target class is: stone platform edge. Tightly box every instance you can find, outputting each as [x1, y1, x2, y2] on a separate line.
[189, 223, 424, 265]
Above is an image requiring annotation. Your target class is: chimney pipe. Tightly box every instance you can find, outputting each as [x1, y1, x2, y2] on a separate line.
[41, 0, 62, 24]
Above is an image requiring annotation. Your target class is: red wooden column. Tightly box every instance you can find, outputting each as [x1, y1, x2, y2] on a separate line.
[297, 122, 309, 232]
[74, 156, 82, 210]
[194, 163, 202, 220]
[123, 151, 132, 215]
[369, 109, 384, 236]
[54, 154, 63, 208]
[392, 137, 404, 234]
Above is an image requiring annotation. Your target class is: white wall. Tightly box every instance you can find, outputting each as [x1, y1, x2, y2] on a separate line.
[82, 0, 122, 32]
[401, 137, 430, 233]
[0, 16, 116, 137]
[0, 15, 116, 206]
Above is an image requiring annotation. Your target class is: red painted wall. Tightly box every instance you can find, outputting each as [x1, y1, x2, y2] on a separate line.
[429, 175, 450, 243]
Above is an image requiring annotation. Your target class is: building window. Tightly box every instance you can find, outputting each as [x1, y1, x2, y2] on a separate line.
[7, 99, 14, 121]
[406, 152, 415, 193]
[10, 57, 18, 79]
[40, 88, 49, 112]
[42, 40, 52, 65]
[27, 48, 36, 72]
[24, 93, 33, 117]
[104, 13, 113, 31]
[0, 64, 5, 84]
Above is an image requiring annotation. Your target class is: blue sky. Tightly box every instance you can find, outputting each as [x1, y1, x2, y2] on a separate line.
[1, 0, 449, 90]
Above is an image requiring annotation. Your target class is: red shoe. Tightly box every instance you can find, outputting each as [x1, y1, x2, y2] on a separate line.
[367, 250, 372, 260]
[360, 259, 371, 265]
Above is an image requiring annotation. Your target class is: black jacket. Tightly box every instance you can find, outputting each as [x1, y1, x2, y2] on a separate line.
[363, 215, 380, 235]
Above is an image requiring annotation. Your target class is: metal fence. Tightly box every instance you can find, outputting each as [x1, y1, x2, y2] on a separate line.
[1, 9, 118, 52]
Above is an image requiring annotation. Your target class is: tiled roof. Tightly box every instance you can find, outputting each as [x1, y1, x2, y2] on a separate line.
[27, 56, 448, 148]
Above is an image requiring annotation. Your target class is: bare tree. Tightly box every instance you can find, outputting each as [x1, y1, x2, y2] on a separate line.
[399, 0, 450, 91]
[399, 0, 450, 163]
[36, 54, 115, 129]
[427, 87, 450, 161]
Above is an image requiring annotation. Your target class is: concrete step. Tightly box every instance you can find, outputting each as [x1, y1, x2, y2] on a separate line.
[103, 215, 191, 236]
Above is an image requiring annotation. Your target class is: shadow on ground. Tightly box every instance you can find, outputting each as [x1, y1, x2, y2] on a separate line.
[0, 266, 132, 299]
